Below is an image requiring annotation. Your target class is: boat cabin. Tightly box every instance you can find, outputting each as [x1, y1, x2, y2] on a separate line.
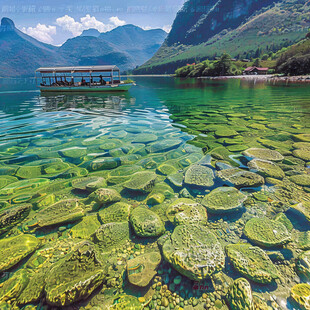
[35, 65, 121, 88]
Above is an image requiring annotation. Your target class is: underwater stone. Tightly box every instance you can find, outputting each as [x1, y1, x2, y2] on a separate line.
[130, 206, 165, 237]
[45, 241, 106, 306]
[89, 188, 121, 209]
[72, 176, 107, 192]
[293, 142, 310, 150]
[54, 167, 88, 179]
[226, 243, 279, 284]
[127, 251, 161, 287]
[291, 202, 310, 222]
[243, 148, 284, 162]
[109, 295, 143, 310]
[201, 187, 246, 214]
[0, 203, 31, 234]
[94, 222, 130, 250]
[293, 149, 310, 161]
[123, 171, 157, 193]
[157, 162, 178, 176]
[226, 278, 254, 310]
[297, 250, 310, 281]
[15, 165, 42, 179]
[248, 159, 285, 179]
[289, 174, 310, 187]
[293, 134, 310, 143]
[98, 202, 131, 224]
[244, 217, 290, 247]
[43, 162, 70, 176]
[217, 168, 264, 188]
[146, 192, 165, 205]
[107, 165, 142, 185]
[0, 234, 39, 272]
[88, 157, 120, 171]
[162, 224, 225, 281]
[295, 231, 310, 250]
[274, 213, 293, 232]
[215, 128, 238, 138]
[290, 283, 310, 310]
[146, 139, 182, 153]
[184, 164, 214, 187]
[167, 172, 184, 187]
[0, 165, 18, 176]
[59, 147, 87, 158]
[70, 215, 101, 239]
[133, 133, 157, 143]
[166, 198, 208, 225]
[30, 199, 85, 229]
[99, 139, 123, 150]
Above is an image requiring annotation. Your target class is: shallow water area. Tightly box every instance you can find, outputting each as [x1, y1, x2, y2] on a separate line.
[0, 77, 310, 309]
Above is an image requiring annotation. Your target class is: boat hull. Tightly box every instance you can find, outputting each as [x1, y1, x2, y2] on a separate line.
[39, 83, 133, 92]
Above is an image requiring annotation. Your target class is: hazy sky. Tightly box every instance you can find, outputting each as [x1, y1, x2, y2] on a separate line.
[1, 0, 185, 45]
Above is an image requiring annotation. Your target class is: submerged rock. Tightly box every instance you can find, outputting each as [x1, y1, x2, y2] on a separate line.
[0, 203, 31, 234]
[162, 224, 225, 281]
[291, 202, 310, 222]
[72, 176, 107, 192]
[226, 243, 279, 284]
[45, 241, 106, 306]
[201, 187, 246, 214]
[146, 139, 182, 153]
[15, 165, 42, 179]
[133, 133, 157, 143]
[290, 283, 310, 310]
[243, 148, 284, 162]
[184, 164, 214, 187]
[0, 234, 40, 272]
[107, 165, 142, 185]
[89, 188, 121, 210]
[166, 198, 208, 225]
[94, 222, 130, 250]
[248, 159, 285, 179]
[28, 199, 85, 229]
[289, 174, 310, 187]
[293, 148, 310, 161]
[98, 202, 131, 224]
[217, 168, 264, 188]
[70, 215, 101, 240]
[297, 250, 310, 281]
[226, 278, 254, 310]
[293, 134, 310, 143]
[130, 206, 165, 237]
[123, 171, 157, 193]
[244, 217, 291, 247]
[127, 251, 161, 287]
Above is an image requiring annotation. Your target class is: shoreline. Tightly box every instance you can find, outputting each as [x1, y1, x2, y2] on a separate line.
[198, 74, 310, 83]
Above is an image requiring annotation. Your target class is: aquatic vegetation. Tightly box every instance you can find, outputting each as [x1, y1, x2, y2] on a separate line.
[162, 224, 225, 281]
[201, 187, 246, 214]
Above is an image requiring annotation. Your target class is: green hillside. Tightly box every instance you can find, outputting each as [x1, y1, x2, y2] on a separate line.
[134, 0, 310, 74]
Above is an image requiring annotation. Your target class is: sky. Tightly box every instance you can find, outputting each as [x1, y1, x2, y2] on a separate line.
[1, 0, 185, 45]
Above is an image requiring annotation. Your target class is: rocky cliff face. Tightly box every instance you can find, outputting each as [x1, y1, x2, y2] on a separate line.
[167, 0, 278, 45]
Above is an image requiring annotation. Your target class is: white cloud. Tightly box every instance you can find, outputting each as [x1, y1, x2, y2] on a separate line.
[22, 23, 56, 44]
[109, 16, 126, 27]
[163, 25, 172, 33]
[56, 14, 126, 36]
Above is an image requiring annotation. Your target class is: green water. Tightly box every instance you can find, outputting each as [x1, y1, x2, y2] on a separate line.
[0, 77, 310, 309]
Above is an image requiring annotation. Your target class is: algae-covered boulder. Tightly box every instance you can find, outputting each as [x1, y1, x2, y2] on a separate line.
[215, 128, 239, 138]
[290, 283, 310, 310]
[162, 224, 225, 281]
[59, 147, 87, 158]
[289, 174, 310, 187]
[123, 171, 157, 193]
[70, 215, 101, 239]
[133, 133, 157, 143]
[274, 212, 293, 232]
[297, 250, 310, 281]
[94, 222, 130, 250]
[226, 243, 279, 284]
[0, 175, 18, 189]
[226, 278, 254, 310]
[291, 202, 310, 222]
[107, 165, 142, 185]
[29, 199, 85, 229]
[110, 295, 143, 310]
[243, 148, 284, 162]
[89, 188, 121, 208]
[130, 206, 165, 237]
[0, 204, 32, 234]
[248, 159, 285, 179]
[217, 168, 265, 188]
[201, 187, 246, 214]
[0, 234, 40, 272]
[244, 217, 290, 247]
[166, 198, 208, 225]
[72, 176, 107, 192]
[0, 269, 29, 303]
[15, 165, 42, 179]
[293, 149, 310, 161]
[146, 139, 182, 153]
[293, 134, 310, 143]
[88, 157, 120, 171]
[127, 251, 161, 287]
[98, 202, 131, 224]
[45, 241, 106, 306]
[184, 164, 214, 187]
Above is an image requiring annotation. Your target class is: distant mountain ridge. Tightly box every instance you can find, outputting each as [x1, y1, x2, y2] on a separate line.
[0, 18, 167, 77]
[134, 0, 310, 74]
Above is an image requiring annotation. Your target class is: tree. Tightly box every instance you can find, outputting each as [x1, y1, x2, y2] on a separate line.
[213, 53, 232, 76]
[306, 32, 310, 39]
[252, 58, 261, 67]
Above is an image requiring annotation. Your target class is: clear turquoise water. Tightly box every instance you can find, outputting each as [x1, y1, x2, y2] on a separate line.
[0, 77, 310, 309]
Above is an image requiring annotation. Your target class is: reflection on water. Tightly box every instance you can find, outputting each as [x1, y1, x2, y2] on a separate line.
[0, 77, 309, 309]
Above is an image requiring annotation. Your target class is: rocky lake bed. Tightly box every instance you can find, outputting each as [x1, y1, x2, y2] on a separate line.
[0, 77, 310, 310]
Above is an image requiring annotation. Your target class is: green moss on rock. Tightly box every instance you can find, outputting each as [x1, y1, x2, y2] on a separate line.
[290, 283, 310, 310]
[248, 159, 285, 179]
[98, 202, 131, 224]
[184, 164, 214, 187]
[243, 148, 284, 162]
[123, 171, 157, 193]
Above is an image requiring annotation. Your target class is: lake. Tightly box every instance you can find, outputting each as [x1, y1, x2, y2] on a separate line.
[0, 77, 310, 309]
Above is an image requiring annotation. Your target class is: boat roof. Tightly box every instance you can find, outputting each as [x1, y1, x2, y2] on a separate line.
[36, 65, 120, 73]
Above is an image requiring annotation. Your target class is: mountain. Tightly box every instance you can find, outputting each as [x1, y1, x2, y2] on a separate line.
[0, 19, 167, 77]
[0, 18, 65, 77]
[134, 0, 310, 74]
